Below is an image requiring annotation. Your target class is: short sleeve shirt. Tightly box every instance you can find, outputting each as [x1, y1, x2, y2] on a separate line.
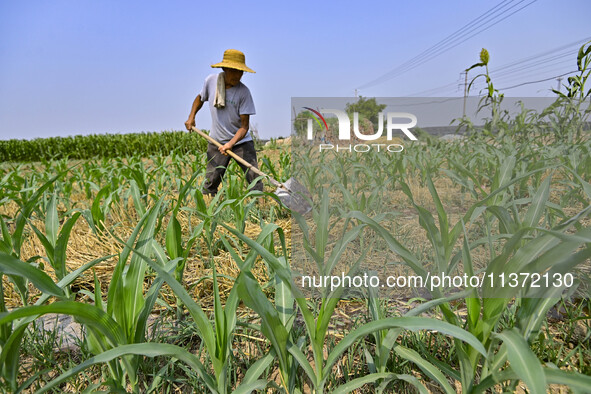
[199, 73, 256, 144]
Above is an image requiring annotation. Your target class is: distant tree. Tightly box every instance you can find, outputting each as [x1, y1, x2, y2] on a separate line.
[293, 109, 338, 140]
[345, 96, 387, 131]
[293, 110, 316, 137]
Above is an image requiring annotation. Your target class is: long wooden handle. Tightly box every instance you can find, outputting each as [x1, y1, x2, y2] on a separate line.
[191, 127, 282, 188]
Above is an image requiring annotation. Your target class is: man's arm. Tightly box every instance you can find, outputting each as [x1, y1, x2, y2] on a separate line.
[219, 114, 249, 155]
[185, 94, 204, 131]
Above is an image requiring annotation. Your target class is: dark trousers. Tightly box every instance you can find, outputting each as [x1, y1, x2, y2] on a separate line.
[203, 141, 264, 196]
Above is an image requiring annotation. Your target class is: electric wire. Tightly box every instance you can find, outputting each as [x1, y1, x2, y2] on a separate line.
[357, 0, 523, 89]
[357, 0, 538, 90]
[357, 0, 523, 90]
[498, 70, 577, 90]
[393, 0, 533, 79]
[405, 37, 590, 97]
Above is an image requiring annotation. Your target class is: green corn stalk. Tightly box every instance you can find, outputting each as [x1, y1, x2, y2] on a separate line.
[222, 174, 259, 234]
[224, 222, 298, 392]
[1, 201, 183, 392]
[75, 182, 262, 393]
[101, 200, 167, 389]
[193, 188, 224, 251]
[348, 165, 591, 393]
[104, 226, 272, 393]
[28, 193, 83, 298]
[465, 48, 505, 127]
[88, 184, 113, 233]
[363, 275, 390, 391]
[0, 256, 66, 390]
[166, 170, 202, 290]
[0, 172, 67, 306]
[220, 191, 486, 393]
[129, 179, 146, 218]
[0, 252, 110, 392]
[260, 155, 281, 181]
[226, 221, 488, 393]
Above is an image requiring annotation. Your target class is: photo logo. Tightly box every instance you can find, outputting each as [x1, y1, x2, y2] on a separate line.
[303, 107, 329, 134]
[303, 108, 418, 153]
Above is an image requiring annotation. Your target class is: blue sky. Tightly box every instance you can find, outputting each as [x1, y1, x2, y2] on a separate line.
[1, 0, 589, 140]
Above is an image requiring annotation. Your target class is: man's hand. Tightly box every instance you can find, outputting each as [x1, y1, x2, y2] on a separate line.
[186, 95, 203, 131]
[220, 121, 249, 155]
[219, 142, 233, 156]
[185, 118, 195, 131]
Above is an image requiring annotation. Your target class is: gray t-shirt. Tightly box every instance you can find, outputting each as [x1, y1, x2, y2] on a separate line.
[199, 73, 256, 144]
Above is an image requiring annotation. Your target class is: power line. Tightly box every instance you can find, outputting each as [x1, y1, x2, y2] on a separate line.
[468, 37, 590, 91]
[396, 0, 532, 78]
[418, 70, 577, 97]
[406, 36, 590, 97]
[390, 0, 517, 77]
[357, 0, 538, 90]
[407, 66, 578, 97]
[487, 42, 588, 81]
[491, 62, 574, 86]
[407, 62, 573, 97]
[387, 97, 465, 107]
[491, 52, 573, 78]
[498, 70, 577, 90]
[471, 58, 581, 92]
[492, 36, 591, 73]
[407, 81, 461, 97]
[429, 0, 538, 63]
[357, 0, 521, 90]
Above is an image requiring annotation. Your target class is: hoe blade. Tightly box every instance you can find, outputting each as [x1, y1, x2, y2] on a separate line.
[274, 178, 312, 215]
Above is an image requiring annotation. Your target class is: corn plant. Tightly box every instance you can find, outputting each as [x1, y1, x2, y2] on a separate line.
[348, 162, 591, 392]
[166, 171, 201, 289]
[465, 48, 506, 128]
[554, 40, 591, 100]
[226, 221, 488, 393]
[0, 172, 71, 307]
[85, 226, 273, 393]
[0, 130, 213, 162]
[85, 184, 117, 234]
[222, 190, 482, 392]
[110, 189, 272, 393]
[1, 199, 208, 392]
[223, 172, 259, 234]
[0, 247, 112, 392]
[29, 193, 82, 298]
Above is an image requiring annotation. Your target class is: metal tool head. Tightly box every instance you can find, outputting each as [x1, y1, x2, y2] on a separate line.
[275, 178, 312, 215]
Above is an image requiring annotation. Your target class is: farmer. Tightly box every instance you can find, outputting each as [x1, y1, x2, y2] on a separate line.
[185, 49, 263, 196]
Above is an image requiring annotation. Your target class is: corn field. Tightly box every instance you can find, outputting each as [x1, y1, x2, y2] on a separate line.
[1, 45, 591, 393]
[0, 131, 212, 162]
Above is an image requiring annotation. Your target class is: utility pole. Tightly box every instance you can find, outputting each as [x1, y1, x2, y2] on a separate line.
[556, 77, 563, 92]
[463, 70, 468, 118]
[354, 89, 358, 98]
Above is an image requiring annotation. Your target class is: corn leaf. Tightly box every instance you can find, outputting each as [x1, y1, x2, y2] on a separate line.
[494, 329, 546, 394]
[35, 343, 217, 394]
[45, 193, 58, 247]
[324, 316, 486, 380]
[394, 345, 455, 394]
[332, 372, 428, 394]
[54, 212, 81, 280]
[0, 252, 64, 297]
[0, 301, 126, 347]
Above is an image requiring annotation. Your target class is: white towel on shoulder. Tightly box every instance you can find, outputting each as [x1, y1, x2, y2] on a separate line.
[214, 72, 225, 108]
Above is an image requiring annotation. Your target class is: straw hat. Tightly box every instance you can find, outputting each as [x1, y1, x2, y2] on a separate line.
[211, 49, 255, 73]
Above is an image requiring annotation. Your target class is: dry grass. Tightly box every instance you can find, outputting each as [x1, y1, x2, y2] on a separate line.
[0, 168, 291, 314]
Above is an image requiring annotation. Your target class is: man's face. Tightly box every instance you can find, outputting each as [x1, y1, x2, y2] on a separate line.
[223, 67, 244, 87]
